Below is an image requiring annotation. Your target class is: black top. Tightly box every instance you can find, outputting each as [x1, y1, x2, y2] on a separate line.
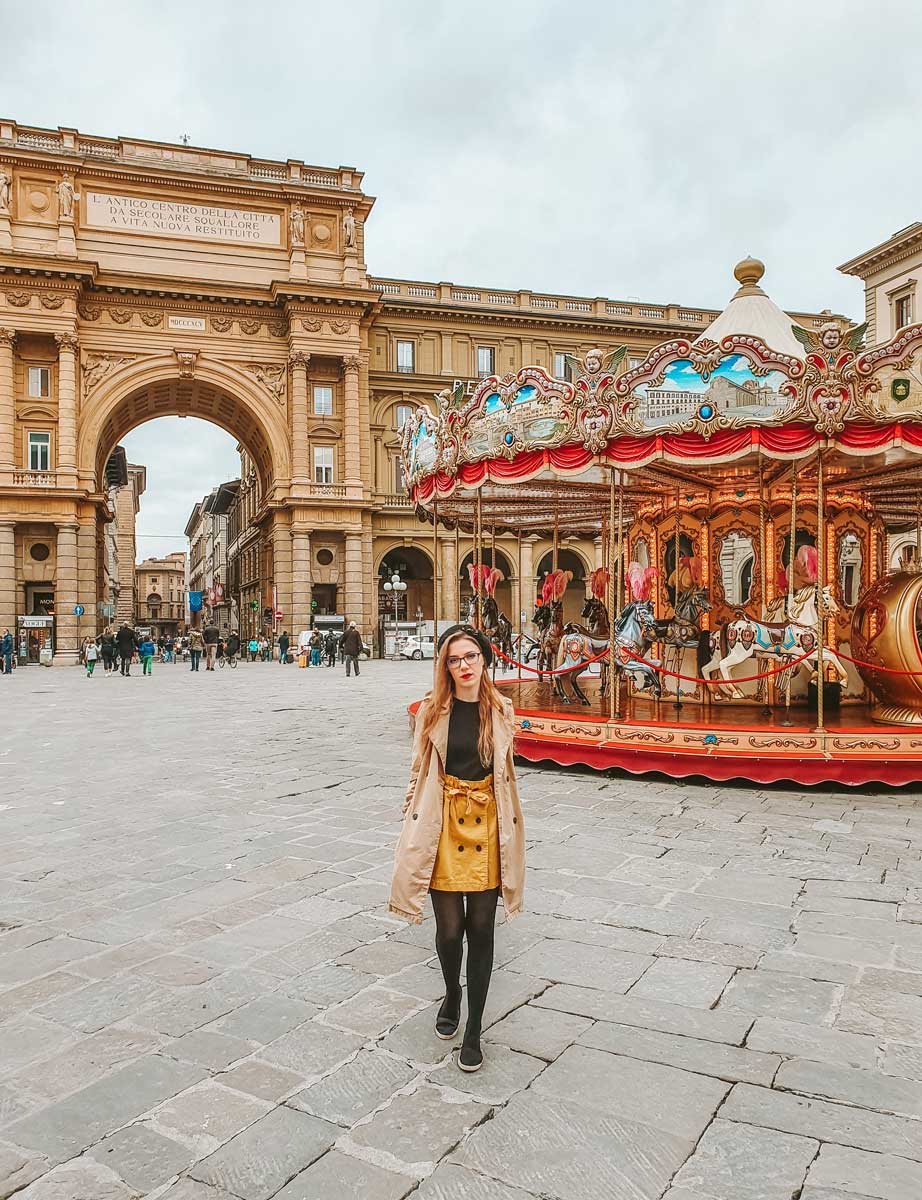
[445, 699, 490, 780]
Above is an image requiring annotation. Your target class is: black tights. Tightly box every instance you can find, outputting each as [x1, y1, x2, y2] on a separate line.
[430, 887, 499, 1044]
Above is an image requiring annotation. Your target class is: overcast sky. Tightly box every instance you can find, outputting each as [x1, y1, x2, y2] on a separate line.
[4, 0, 922, 560]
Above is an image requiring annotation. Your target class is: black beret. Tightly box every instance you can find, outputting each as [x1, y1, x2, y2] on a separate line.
[436, 623, 493, 666]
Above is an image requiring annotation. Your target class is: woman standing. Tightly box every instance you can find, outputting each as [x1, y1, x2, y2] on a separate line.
[99, 627, 117, 676]
[388, 624, 525, 1072]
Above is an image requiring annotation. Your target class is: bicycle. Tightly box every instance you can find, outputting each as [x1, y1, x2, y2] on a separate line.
[217, 653, 238, 669]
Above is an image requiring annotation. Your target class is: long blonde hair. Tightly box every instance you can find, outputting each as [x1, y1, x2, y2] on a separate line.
[420, 632, 506, 767]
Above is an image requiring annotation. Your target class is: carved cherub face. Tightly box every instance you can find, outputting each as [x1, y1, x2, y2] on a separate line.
[585, 349, 603, 374]
[820, 325, 841, 350]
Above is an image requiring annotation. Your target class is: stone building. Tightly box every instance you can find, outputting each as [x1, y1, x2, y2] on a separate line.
[135, 551, 185, 637]
[0, 118, 837, 661]
[185, 482, 236, 631]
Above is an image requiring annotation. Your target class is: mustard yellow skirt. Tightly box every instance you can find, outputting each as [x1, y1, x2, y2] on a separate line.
[430, 773, 501, 893]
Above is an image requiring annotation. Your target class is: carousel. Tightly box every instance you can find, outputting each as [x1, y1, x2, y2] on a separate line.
[402, 258, 922, 787]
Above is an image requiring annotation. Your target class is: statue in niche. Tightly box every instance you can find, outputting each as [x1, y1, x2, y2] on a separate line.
[289, 204, 305, 247]
[343, 207, 356, 249]
[0, 171, 10, 214]
[57, 176, 75, 219]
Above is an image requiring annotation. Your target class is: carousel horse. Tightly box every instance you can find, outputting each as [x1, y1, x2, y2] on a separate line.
[702, 548, 849, 700]
[533, 597, 564, 674]
[561, 573, 612, 694]
[554, 565, 663, 704]
[465, 564, 514, 668]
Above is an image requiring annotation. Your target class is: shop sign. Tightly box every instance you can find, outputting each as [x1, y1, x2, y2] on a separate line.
[18, 615, 53, 628]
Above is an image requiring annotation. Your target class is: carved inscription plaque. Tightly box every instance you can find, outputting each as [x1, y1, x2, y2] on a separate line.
[84, 191, 281, 245]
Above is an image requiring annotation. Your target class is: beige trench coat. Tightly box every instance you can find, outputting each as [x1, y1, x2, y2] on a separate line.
[388, 694, 525, 924]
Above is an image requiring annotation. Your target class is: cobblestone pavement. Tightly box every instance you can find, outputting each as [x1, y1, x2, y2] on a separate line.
[1, 659, 922, 1199]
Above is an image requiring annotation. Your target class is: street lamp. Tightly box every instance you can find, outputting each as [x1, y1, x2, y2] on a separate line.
[382, 572, 407, 658]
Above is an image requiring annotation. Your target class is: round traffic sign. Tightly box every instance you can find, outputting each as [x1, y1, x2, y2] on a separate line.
[274, 609, 283, 621]
[74, 604, 85, 616]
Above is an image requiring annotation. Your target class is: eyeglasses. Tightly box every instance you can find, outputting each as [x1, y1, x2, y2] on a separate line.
[447, 651, 481, 668]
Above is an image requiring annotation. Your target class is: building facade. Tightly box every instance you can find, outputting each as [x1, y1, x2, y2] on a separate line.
[135, 551, 185, 637]
[185, 482, 235, 630]
[0, 118, 839, 661]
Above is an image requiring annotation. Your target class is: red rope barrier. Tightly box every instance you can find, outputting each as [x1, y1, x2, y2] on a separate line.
[836, 648, 922, 678]
[621, 645, 816, 685]
[491, 640, 814, 685]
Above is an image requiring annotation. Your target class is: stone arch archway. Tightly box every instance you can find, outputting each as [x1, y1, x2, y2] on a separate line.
[377, 544, 434, 623]
[78, 354, 291, 496]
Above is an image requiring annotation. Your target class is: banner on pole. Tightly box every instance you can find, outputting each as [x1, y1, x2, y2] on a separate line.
[188, 591, 203, 612]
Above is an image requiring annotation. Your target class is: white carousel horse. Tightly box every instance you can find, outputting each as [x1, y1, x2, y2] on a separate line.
[702, 585, 849, 701]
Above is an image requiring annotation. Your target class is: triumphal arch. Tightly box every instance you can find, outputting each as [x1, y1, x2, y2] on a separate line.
[0, 120, 376, 659]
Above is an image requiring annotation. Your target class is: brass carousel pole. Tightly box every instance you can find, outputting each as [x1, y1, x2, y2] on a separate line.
[612, 472, 624, 721]
[815, 447, 826, 734]
[782, 462, 798, 727]
[432, 495, 439, 681]
[673, 484, 682, 714]
[454, 519, 461, 622]
[490, 521, 497, 681]
[916, 492, 921, 566]
[758, 459, 772, 717]
[480, 487, 485, 628]
[517, 526, 523, 682]
[553, 506, 559, 573]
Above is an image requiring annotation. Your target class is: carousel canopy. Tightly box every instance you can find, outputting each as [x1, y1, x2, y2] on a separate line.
[694, 257, 809, 361]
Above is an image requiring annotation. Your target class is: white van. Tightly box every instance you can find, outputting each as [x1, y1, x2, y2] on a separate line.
[400, 635, 435, 660]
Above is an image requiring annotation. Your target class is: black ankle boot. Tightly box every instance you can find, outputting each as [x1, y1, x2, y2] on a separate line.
[435, 989, 461, 1040]
[458, 1028, 483, 1072]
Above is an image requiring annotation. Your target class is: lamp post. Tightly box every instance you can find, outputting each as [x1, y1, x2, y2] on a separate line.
[382, 572, 407, 659]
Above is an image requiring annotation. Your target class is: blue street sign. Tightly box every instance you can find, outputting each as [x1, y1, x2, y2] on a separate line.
[74, 604, 85, 616]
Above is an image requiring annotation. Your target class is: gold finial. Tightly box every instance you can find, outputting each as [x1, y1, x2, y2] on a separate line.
[733, 255, 766, 294]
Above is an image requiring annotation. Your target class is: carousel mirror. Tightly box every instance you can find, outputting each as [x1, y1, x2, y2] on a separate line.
[719, 532, 755, 606]
[839, 533, 862, 607]
[663, 532, 695, 609]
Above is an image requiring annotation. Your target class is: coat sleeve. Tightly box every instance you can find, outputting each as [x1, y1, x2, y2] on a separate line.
[403, 699, 429, 814]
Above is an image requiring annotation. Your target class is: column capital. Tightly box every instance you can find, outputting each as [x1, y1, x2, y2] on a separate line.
[56, 520, 79, 533]
[0, 328, 16, 349]
[0, 519, 16, 531]
[342, 355, 361, 375]
[54, 331, 78, 352]
[289, 351, 311, 370]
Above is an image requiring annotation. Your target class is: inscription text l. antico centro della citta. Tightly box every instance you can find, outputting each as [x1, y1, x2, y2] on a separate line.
[84, 192, 281, 244]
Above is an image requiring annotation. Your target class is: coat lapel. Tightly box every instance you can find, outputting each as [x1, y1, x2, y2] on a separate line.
[428, 705, 450, 768]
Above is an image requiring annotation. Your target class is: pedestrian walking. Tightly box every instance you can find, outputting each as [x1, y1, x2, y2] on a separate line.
[139, 635, 155, 676]
[203, 621, 219, 670]
[262, 637, 271, 662]
[278, 630, 290, 665]
[324, 629, 338, 667]
[225, 630, 240, 665]
[388, 625, 525, 1073]
[163, 635, 174, 664]
[98, 627, 117, 675]
[309, 629, 323, 667]
[188, 627, 205, 672]
[1, 627, 14, 675]
[115, 622, 136, 676]
[85, 638, 99, 676]
[247, 636, 259, 662]
[339, 622, 364, 677]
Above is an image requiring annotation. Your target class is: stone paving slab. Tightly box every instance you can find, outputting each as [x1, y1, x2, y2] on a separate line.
[2, 662, 922, 1198]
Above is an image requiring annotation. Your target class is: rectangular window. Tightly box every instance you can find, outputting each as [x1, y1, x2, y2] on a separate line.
[396, 340, 415, 373]
[394, 456, 406, 493]
[28, 431, 50, 471]
[553, 352, 570, 381]
[895, 294, 913, 330]
[395, 404, 413, 430]
[313, 385, 333, 416]
[476, 346, 495, 377]
[629, 355, 645, 370]
[28, 367, 50, 398]
[313, 446, 334, 484]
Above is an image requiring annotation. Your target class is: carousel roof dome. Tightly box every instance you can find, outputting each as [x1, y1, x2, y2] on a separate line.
[695, 257, 804, 360]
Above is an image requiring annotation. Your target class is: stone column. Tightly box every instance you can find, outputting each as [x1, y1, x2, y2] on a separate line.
[521, 536, 536, 631]
[271, 518, 292, 634]
[362, 526, 374, 637]
[0, 521, 16, 639]
[289, 352, 310, 486]
[55, 332, 78, 483]
[77, 522, 98, 630]
[344, 532, 364, 626]
[440, 537, 457, 626]
[291, 526, 312, 634]
[342, 356, 362, 487]
[0, 329, 15, 482]
[54, 521, 79, 663]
